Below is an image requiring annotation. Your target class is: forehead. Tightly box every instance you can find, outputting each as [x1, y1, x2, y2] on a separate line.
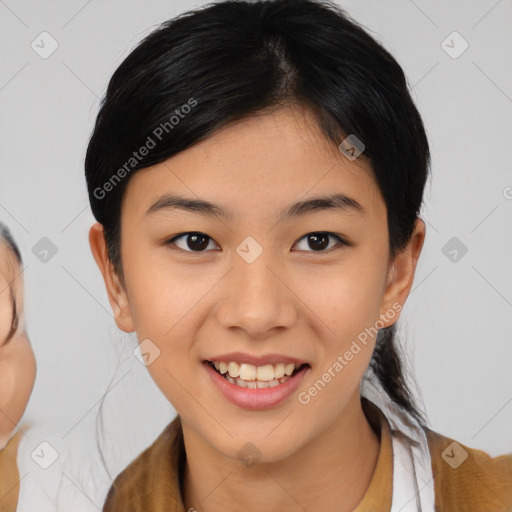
[0, 241, 22, 288]
[0, 242, 14, 272]
[122, 105, 384, 220]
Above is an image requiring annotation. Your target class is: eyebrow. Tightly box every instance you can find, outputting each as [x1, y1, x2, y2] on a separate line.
[145, 192, 365, 220]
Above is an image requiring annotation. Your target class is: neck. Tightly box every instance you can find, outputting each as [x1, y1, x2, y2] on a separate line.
[182, 392, 380, 512]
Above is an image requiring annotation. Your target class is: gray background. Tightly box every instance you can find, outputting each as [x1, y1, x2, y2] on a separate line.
[1, 0, 511, 509]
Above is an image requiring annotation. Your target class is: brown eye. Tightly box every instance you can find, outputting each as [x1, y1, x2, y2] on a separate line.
[166, 232, 218, 252]
[165, 231, 348, 254]
[293, 232, 348, 252]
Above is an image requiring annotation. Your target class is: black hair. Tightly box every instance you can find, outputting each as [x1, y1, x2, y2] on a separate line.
[85, 0, 430, 427]
[0, 222, 23, 345]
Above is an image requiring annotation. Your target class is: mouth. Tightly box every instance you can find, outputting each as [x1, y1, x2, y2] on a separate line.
[205, 360, 310, 389]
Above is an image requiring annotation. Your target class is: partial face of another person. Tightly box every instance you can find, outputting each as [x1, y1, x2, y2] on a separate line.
[0, 237, 36, 449]
[91, 105, 424, 463]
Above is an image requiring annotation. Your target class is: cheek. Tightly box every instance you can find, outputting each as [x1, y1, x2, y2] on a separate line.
[294, 266, 384, 417]
[0, 360, 16, 407]
[121, 244, 215, 408]
[0, 354, 32, 436]
[122, 240, 206, 337]
[302, 258, 387, 342]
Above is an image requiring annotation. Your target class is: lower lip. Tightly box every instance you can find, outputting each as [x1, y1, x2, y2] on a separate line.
[204, 362, 310, 410]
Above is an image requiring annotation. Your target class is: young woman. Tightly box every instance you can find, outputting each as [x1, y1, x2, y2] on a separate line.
[0, 223, 37, 512]
[85, 1, 512, 510]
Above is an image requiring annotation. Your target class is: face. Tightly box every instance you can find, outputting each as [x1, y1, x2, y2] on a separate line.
[91, 105, 424, 463]
[0, 241, 37, 449]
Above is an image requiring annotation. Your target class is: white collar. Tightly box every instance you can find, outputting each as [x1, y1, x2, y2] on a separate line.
[372, 399, 436, 512]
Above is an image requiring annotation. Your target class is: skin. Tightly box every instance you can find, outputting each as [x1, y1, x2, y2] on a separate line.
[90, 105, 425, 511]
[0, 241, 37, 450]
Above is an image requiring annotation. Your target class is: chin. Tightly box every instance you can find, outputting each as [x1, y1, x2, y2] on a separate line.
[202, 422, 307, 466]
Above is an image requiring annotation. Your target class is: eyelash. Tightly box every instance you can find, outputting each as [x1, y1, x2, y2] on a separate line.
[164, 231, 349, 254]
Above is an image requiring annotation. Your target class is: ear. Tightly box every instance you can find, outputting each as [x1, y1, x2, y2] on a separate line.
[88, 222, 135, 333]
[379, 218, 426, 327]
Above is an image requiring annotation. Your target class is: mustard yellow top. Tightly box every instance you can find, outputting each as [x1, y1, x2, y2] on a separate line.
[2, 405, 511, 511]
[101, 399, 512, 511]
[0, 430, 23, 512]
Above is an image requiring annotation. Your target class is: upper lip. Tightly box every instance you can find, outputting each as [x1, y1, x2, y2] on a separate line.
[205, 352, 309, 366]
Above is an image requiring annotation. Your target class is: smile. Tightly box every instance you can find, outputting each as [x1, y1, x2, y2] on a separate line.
[207, 360, 307, 389]
[204, 358, 311, 409]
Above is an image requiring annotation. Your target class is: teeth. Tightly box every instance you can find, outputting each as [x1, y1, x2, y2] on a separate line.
[237, 378, 281, 388]
[235, 378, 247, 388]
[274, 363, 285, 379]
[227, 361, 240, 378]
[284, 363, 295, 376]
[211, 359, 305, 387]
[256, 365, 274, 381]
[239, 363, 257, 381]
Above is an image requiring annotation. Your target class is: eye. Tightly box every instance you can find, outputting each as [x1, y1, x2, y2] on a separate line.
[165, 231, 349, 254]
[293, 232, 348, 252]
[165, 232, 219, 252]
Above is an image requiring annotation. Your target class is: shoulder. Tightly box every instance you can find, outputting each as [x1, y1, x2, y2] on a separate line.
[425, 427, 512, 511]
[103, 416, 184, 512]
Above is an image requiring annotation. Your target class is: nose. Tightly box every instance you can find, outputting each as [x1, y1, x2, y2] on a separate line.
[215, 247, 298, 338]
